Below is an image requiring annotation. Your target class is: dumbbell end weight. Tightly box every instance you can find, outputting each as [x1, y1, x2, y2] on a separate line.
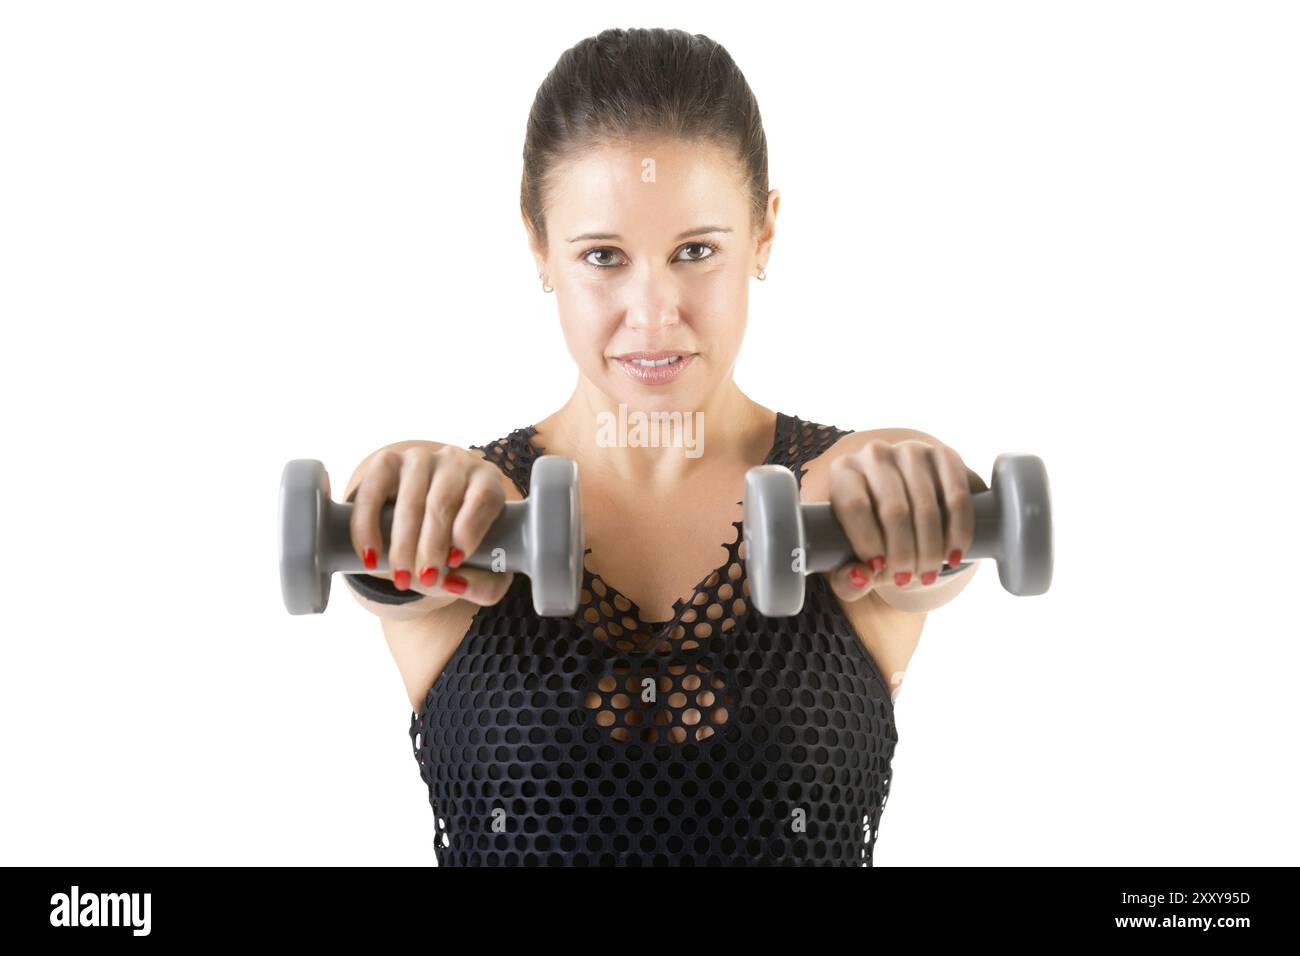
[516, 455, 584, 617]
[742, 466, 808, 617]
[987, 453, 1053, 597]
[279, 458, 332, 615]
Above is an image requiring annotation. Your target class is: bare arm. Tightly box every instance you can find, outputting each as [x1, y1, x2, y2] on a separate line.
[341, 439, 519, 711]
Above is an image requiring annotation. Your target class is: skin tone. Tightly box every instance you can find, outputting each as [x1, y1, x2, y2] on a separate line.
[518, 137, 784, 622]
[521, 136, 978, 610]
[347, 134, 984, 712]
[526, 136, 776, 488]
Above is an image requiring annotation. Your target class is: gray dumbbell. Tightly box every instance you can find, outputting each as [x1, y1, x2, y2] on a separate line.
[279, 454, 583, 617]
[743, 453, 1052, 616]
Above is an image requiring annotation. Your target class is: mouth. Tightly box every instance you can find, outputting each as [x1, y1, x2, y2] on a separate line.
[610, 350, 695, 384]
[613, 350, 691, 366]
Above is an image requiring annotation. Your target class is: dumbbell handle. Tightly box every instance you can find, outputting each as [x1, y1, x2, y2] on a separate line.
[325, 499, 530, 576]
[798, 492, 1000, 573]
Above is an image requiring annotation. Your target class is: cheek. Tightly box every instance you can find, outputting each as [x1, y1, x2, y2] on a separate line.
[696, 277, 750, 346]
[555, 304, 619, 359]
[694, 264, 749, 313]
[559, 283, 623, 339]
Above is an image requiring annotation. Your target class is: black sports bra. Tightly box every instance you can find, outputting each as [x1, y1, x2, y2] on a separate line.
[349, 412, 899, 866]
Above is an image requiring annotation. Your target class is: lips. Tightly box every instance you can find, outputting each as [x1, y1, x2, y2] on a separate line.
[612, 351, 695, 385]
[613, 350, 690, 362]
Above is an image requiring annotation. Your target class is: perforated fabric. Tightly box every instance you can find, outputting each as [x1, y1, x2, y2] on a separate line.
[408, 412, 899, 866]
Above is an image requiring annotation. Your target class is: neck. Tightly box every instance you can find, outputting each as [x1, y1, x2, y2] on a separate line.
[533, 373, 773, 487]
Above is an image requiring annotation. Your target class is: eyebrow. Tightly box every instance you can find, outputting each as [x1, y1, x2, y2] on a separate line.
[565, 225, 734, 243]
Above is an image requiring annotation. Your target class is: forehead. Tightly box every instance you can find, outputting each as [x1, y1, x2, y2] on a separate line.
[546, 138, 747, 237]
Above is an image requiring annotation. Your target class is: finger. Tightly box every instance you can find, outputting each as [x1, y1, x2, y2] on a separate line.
[388, 447, 436, 590]
[859, 441, 917, 587]
[829, 455, 887, 576]
[416, 452, 470, 588]
[894, 441, 944, 586]
[825, 562, 877, 603]
[932, 445, 977, 569]
[350, 450, 403, 574]
[449, 464, 508, 573]
[434, 567, 515, 607]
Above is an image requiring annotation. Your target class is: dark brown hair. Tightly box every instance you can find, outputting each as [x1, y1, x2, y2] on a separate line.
[520, 27, 769, 248]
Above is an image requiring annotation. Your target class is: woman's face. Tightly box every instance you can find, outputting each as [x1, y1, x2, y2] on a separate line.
[529, 138, 777, 412]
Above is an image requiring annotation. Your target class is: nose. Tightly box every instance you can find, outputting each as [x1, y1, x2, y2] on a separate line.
[621, 266, 682, 333]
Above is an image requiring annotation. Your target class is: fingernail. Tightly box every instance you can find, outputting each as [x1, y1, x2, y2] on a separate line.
[363, 547, 377, 570]
[447, 547, 465, 569]
[894, 571, 912, 587]
[394, 569, 411, 590]
[948, 549, 962, 568]
[869, 556, 886, 574]
[921, 570, 937, 586]
[850, 565, 870, 589]
[419, 566, 438, 588]
[443, 573, 468, 595]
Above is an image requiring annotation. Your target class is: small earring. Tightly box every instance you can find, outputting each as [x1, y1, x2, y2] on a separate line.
[539, 272, 553, 293]
[755, 265, 767, 281]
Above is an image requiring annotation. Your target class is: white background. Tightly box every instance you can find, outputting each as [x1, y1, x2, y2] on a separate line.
[2, 1, 1296, 866]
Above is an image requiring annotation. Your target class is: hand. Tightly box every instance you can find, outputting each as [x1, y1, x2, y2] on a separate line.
[349, 444, 515, 607]
[823, 439, 988, 602]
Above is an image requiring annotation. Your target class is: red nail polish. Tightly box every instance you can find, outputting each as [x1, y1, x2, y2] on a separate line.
[869, 556, 886, 574]
[894, 571, 911, 587]
[443, 573, 468, 595]
[394, 569, 411, 590]
[363, 547, 377, 570]
[850, 565, 869, 589]
[419, 567, 438, 588]
[921, 570, 937, 586]
[948, 549, 962, 568]
[447, 547, 465, 569]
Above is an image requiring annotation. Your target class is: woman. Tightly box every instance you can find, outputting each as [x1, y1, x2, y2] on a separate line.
[343, 27, 985, 866]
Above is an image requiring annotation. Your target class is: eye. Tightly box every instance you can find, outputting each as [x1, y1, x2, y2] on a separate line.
[583, 247, 624, 268]
[581, 240, 721, 269]
[674, 240, 719, 263]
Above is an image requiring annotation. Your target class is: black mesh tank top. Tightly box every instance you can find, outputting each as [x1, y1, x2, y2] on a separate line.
[406, 412, 899, 866]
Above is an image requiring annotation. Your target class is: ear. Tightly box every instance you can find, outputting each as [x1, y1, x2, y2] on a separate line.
[755, 188, 780, 263]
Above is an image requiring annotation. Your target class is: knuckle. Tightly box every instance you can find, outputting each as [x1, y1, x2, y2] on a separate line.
[433, 444, 467, 467]
[425, 482, 463, 519]
[912, 501, 941, 524]
[895, 442, 927, 462]
[461, 479, 504, 513]
[876, 501, 910, 525]
[835, 495, 873, 522]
